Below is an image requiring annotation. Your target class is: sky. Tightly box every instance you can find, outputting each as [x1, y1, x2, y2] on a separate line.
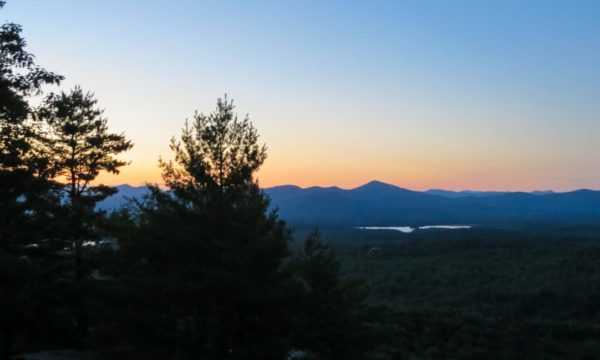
[3, 0, 600, 191]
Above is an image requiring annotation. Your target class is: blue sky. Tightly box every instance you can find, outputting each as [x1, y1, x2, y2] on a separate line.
[3, 1, 600, 190]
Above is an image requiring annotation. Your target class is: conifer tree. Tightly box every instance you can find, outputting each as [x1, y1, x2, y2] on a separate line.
[36, 86, 132, 342]
[117, 96, 292, 359]
[98, 96, 388, 359]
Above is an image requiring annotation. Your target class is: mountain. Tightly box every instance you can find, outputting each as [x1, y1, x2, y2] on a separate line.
[425, 189, 508, 198]
[264, 181, 600, 226]
[98, 184, 149, 211]
[424, 189, 555, 198]
[265, 182, 456, 226]
[98, 182, 600, 227]
[531, 190, 555, 196]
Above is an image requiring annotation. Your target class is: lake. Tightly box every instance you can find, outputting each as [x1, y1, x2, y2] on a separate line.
[356, 225, 472, 233]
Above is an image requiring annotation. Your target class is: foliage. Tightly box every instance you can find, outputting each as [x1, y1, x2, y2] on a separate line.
[35, 86, 132, 344]
[7, 3, 597, 358]
[102, 97, 291, 359]
[38, 86, 133, 206]
[331, 226, 600, 359]
[0, 2, 64, 357]
[160, 95, 266, 194]
[0, 0, 62, 173]
[289, 232, 393, 360]
[91, 97, 389, 360]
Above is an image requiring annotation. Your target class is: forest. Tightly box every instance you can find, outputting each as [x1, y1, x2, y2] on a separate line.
[2, 2, 600, 359]
[334, 226, 600, 359]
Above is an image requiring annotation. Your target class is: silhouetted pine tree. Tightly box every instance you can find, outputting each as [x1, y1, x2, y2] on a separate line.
[111, 96, 293, 359]
[36, 86, 132, 345]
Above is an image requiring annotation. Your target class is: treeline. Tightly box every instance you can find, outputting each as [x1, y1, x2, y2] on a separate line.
[0, 4, 390, 359]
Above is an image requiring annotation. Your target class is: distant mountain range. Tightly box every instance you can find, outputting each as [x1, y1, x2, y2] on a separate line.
[423, 189, 554, 198]
[99, 181, 600, 227]
[99, 184, 150, 210]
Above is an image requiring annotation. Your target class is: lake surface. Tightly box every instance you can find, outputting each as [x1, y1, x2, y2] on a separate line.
[356, 225, 472, 233]
[419, 225, 472, 230]
[356, 226, 415, 233]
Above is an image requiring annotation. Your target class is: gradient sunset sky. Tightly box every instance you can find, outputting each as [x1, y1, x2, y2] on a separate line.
[4, 1, 599, 191]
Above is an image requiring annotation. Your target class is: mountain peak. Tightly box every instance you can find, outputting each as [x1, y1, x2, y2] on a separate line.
[350, 180, 416, 196]
[355, 180, 399, 190]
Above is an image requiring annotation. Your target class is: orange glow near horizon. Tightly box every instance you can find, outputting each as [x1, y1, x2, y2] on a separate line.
[93, 154, 598, 193]
[9, 1, 600, 195]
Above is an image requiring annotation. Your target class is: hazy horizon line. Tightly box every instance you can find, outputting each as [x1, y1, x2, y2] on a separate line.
[103, 180, 599, 194]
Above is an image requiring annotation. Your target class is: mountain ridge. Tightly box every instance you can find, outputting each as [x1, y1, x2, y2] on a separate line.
[98, 181, 600, 227]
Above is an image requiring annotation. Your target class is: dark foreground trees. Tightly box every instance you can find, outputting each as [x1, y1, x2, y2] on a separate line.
[0, 4, 134, 356]
[98, 97, 388, 359]
[0, 1, 64, 357]
[0, 5, 386, 356]
[37, 86, 133, 344]
[289, 233, 392, 360]
[107, 96, 292, 358]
